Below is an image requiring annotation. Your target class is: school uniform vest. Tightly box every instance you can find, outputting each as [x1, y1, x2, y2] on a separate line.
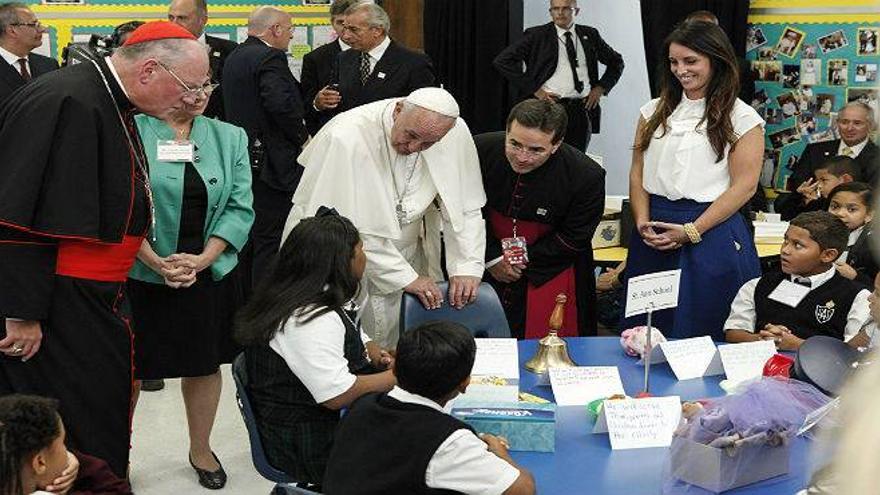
[323, 392, 475, 495]
[754, 271, 862, 340]
[244, 308, 373, 483]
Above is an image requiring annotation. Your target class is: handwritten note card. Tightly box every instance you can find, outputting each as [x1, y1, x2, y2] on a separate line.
[459, 339, 519, 404]
[658, 337, 724, 380]
[718, 341, 777, 383]
[600, 396, 682, 449]
[625, 269, 682, 317]
[549, 367, 625, 406]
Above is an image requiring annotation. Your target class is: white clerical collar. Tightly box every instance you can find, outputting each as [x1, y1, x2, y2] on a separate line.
[0, 45, 26, 68]
[198, 33, 206, 43]
[388, 386, 448, 414]
[367, 35, 391, 63]
[791, 265, 837, 288]
[554, 23, 576, 38]
[104, 57, 130, 99]
[848, 225, 865, 247]
[839, 138, 869, 157]
[338, 38, 350, 51]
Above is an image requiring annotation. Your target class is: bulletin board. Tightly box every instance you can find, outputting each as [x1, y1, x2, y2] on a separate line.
[746, 1, 880, 191]
[23, 1, 333, 73]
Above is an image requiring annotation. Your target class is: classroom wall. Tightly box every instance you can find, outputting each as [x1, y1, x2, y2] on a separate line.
[15, 0, 331, 79]
[747, 0, 880, 192]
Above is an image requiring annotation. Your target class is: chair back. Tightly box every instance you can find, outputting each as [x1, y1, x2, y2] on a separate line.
[232, 353, 299, 484]
[399, 282, 511, 337]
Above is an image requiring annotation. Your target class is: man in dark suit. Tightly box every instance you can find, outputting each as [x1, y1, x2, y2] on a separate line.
[777, 102, 878, 213]
[300, 0, 357, 135]
[0, 3, 58, 106]
[493, 0, 624, 151]
[168, 0, 237, 120]
[315, 2, 434, 121]
[223, 6, 308, 286]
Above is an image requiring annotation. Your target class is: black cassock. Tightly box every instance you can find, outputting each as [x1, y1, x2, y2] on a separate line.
[476, 132, 605, 338]
[0, 55, 149, 477]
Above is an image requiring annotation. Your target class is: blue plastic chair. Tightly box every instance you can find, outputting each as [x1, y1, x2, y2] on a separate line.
[399, 281, 511, 337]
[231, 353, 321, 495]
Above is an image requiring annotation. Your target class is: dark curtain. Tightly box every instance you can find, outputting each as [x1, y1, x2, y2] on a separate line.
[641, 0, 751, 97]
[424, 0, 523, 134]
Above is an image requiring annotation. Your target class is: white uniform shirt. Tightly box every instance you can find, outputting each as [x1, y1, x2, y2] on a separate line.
[269, 308, 371, 403]
[640, 95, 765, 202]
[542, 24, 590, 99]
[723, 266, 873, 342]
[838, 225, 864, 264]
[386, 387, 521, 495]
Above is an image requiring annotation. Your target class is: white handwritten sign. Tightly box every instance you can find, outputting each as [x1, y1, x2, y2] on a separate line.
[625, 269, 682, 318]
[718, 341, 777, 383]
[657, 337, 723, 380]
[459, 339, 519, 404]
[549, 367, 625, 406]
[595, 396, 682, 449]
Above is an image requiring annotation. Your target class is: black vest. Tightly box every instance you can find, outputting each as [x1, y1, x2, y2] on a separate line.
[245, 308, 373, 483]
[323, 393, 474, 495]
[754, 271, 862, 340]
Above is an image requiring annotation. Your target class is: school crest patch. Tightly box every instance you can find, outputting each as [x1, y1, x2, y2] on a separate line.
[815, 300, 835, 324]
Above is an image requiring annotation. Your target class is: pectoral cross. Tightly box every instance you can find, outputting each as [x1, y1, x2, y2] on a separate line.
[396, 202, 407, 224]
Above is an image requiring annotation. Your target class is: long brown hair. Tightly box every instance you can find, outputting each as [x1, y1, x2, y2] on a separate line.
[636, 21, 741, 163]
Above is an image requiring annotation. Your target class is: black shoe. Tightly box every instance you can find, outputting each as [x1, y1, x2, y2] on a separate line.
[141, 379, 165, 391]
[189, 452, 227, 490]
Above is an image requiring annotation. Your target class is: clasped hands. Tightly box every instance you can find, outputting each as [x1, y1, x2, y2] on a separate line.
[534, 85, 604, 110]
[154, 253, 209, 288]
[638, 221, 690, 251]
[404, 275, 481, 310]
[758, 323, 803, 351]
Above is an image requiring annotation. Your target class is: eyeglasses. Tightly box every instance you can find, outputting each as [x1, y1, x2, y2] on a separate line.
[548, 7, 578, 14]
[156, 61, 218, 101]
[506, 140, 549, 158]
[11, 20, 43, 30]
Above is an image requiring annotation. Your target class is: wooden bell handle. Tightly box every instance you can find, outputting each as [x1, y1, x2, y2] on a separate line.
[548, 294, 567, 334]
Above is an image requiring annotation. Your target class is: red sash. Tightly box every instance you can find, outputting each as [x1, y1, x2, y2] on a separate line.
[488, 209, 578, 338]
[56, 235, 143, 282]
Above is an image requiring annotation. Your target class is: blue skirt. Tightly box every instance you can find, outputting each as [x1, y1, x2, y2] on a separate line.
[620, 195, 760, 341]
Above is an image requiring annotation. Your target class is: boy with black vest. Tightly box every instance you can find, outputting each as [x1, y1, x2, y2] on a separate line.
[323, 321, 536, 495]
[725, 211, 873, 350]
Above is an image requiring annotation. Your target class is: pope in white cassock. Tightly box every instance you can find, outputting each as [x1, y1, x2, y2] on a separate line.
[281, 87, 487, 347]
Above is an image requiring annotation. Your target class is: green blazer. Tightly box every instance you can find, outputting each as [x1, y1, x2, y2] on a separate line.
[129, 115, 254, 284]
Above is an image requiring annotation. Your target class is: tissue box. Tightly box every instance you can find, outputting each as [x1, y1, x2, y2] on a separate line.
[669, 435, 790, 493]
[591, 219, 621, 248]
[451, 402, 556, 452]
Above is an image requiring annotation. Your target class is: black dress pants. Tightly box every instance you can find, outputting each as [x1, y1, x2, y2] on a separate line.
[558, 97, 592, 152]
[251, 177, 294, 287]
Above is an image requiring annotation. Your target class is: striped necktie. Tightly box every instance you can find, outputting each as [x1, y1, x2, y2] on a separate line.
[17, 58, 30, 81]
[359, 52, 371, 85]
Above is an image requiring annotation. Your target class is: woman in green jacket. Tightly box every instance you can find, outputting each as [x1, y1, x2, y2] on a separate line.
[128, 82, 254, 490]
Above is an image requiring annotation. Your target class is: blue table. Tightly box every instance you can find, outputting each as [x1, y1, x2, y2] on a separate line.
[510, 337, 810, 495]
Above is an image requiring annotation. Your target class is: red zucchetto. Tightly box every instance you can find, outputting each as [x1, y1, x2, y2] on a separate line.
[122, 21, 197, 46]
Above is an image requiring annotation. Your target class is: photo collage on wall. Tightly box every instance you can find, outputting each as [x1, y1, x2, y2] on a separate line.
[747, 23, 880, 191]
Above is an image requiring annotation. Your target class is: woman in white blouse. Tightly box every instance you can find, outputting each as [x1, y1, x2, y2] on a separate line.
[234, 209, 396, 487]
[623, 21, 765, 340]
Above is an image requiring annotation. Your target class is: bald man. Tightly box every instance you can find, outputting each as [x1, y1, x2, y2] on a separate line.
[0, 3, 58, 105]
[223, 7, 308, 286]
[168, 0, 237, 120]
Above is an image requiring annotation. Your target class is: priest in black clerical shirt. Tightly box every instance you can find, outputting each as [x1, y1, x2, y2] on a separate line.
[476, 99, 605, 338]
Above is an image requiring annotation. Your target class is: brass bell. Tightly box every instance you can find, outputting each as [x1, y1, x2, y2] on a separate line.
[524, 293, 577, 373]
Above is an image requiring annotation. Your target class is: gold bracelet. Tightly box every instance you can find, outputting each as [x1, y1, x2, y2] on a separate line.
[683, 223, 702, 244]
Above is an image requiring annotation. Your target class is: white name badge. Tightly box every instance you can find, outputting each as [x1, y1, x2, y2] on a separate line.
[157, 140, 195, 162]
[768, 280, 811, 308]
